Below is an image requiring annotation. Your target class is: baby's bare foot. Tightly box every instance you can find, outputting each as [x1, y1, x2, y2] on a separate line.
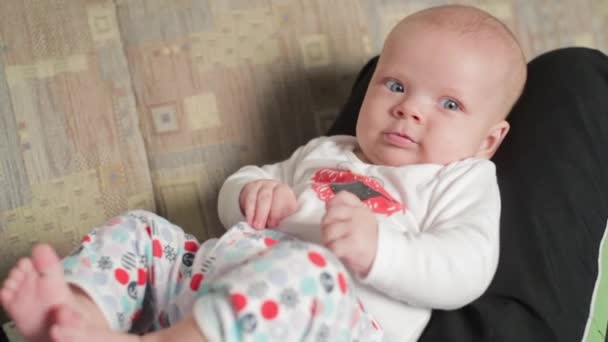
[0, 244, 76, 342]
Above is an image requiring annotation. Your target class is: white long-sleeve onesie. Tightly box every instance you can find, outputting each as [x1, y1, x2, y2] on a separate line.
[217, 135, 501, 341]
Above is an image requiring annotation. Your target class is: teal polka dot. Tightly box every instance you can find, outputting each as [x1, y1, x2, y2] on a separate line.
[120, 295, 132, 313]
[253, 259, 273, 272]
[195, 283, 211, 299]
[62, 256, 78, 269]
[87, 253, 99, 264]
[111, 229, 129, 243]
[336, 331, 350, 342]
[254, 333, 268, 342]
[323, 297, 334, 318]
[300, 277, 317, 296]
[136, 296, 144, 308]
[144, 244, 152, 263]
[224, 250, 244, 262]
[174, 281, 183, 296]
[229, 321, 242, 340]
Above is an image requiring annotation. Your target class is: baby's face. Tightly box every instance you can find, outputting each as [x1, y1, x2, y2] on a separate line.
[356, 21, 513, 166]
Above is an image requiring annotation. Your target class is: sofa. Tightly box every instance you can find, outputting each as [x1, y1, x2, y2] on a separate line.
[1, 0, 607, 340]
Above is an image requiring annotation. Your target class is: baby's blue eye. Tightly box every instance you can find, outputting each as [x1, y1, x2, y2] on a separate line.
[384, 79, 404, 93]
[440, 98, 461, 111]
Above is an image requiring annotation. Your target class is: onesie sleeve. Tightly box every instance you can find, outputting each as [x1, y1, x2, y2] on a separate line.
[217, 137, 327, 229]
[361, 160, 500, 310]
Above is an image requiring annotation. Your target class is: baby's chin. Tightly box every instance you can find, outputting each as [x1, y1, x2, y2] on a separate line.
[357, 150, 421, 167]
[356, 144, 466, 166]
[360, 149, 465, 167]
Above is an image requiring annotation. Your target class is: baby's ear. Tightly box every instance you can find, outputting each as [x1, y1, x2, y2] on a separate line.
[476, 120, 510, 159]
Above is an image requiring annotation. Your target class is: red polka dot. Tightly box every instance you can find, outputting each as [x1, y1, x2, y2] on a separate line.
[372, 319, 381, 330]
[152, 239, 163, 258]
[137, 268, 147, 285]
[264, 238, 278, 247]
[190, 273, 204, 291]
[184, 241, 199, 252]
[358, 299, 366, 312]
[307, 251, 326, 267]
[81, 258, 92, 268]
[81, 235, 91, 243]
[145, 226, 152, 237]
[350, 308, 360, 327]
[261, 300, 279, 320]
[310, 298, 320, 317]
[338, 272, 348, 294]
[114, 268, 129, 285]
[231, 293, 248, 313]
[132, 309, 142, 323]
[158, 311, 169, 328]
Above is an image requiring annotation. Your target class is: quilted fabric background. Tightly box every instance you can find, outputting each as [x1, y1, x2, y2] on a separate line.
[1, 0, 607, 334]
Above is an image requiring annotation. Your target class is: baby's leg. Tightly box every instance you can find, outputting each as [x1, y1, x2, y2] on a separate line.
[60, 210, 204, 333]
[1, 209, 202, 341]
[46, 222, 281, 342]
[50, 306, 206, 342]
[49, 224, 383, 342]
[189, 231, 384, 341]
[0, 244, 105, 342]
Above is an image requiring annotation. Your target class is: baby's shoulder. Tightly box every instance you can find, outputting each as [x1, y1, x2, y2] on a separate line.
[439, 158, 496, 178]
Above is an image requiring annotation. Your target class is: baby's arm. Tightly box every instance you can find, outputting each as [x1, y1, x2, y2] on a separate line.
[217, 137, 324, 229]
[361, 160, 501, 310]
[219, 160, 292, 229]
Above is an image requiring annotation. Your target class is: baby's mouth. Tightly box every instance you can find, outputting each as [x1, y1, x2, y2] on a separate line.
[384, 132, 418, 147]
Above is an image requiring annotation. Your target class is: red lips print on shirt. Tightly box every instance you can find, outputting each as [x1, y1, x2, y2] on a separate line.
[311, 168, 405, 216]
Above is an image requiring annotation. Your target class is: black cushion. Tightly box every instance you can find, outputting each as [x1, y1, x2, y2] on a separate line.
[328, 47, 608, 342]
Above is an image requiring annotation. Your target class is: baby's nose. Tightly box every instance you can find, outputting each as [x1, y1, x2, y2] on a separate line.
[393, 100, 424, 123]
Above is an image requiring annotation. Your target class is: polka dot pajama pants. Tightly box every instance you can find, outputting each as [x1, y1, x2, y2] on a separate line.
[62, 210, 384, 341]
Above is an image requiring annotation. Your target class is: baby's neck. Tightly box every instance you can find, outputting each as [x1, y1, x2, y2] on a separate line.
[353, 148, 373, 164]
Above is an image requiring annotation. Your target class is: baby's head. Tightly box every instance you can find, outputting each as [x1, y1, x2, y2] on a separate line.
[355, 5, 527, 166]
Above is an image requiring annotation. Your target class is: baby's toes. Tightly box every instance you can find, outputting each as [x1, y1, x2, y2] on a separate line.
[0, 260, 34, 314]
[4, 259, 30, 289]
[16, 257, 34, 274]
[32, 244, 63, 277]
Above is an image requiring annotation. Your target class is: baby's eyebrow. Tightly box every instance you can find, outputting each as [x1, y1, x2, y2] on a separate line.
[439, 88, 467, 102]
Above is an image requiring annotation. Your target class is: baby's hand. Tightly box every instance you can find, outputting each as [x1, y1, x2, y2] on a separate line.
[239, 180, 297, 229]
[321, 191, 378, 278]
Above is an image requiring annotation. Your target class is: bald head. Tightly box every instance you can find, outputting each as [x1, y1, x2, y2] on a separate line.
[387, 5, 527, 118]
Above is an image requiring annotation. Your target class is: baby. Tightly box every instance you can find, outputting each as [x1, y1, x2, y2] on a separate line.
[0, 4, 526, 342]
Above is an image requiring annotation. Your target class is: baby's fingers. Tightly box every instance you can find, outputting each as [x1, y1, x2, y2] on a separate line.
[241, 182, 263, 225]
[326, 191, 363, 209]
[253, 184, 276, 229]
[268, 185, 297, 227]
[321, 205, 353, 227]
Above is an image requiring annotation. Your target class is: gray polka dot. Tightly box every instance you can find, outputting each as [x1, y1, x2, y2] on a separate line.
[247, 281, 269, 298]
[290, 259, 307, 274]
[101, 295, 117, 310]
[270, 245, 292, 258]
[93, 272, 109, 285]
[268, 268, 288, 286]
[236, 238, 253, 249]
[124, 219, 137, 231]
[169, 303, 183, 321]
[160, 226, 174, 241]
